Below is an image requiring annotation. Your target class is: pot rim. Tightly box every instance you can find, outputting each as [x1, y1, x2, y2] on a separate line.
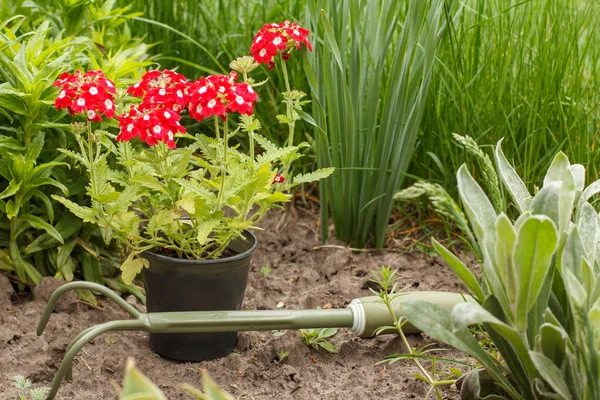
[141, 230, 258, 265]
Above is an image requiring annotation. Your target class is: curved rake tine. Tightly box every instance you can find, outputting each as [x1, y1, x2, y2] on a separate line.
[63, 325, 97, 381]
[37, 282, 142, 336]
[46, 319, 147, 400]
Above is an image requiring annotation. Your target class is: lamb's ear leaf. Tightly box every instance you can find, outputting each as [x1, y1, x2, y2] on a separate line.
[529, 352, 573, 400]
[120, 357, 166, 399]
[401, 300, 520, 399]
[459, 369, 507, 400]
[431, 238, 484, 300]
[457, 164, 497, 259]
[495, 139, 531, 213]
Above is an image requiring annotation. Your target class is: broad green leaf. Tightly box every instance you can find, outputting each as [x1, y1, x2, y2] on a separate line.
[181, 370, 235, 400]
[529, 352, 572, 400]
[431, 238, 484, 300]
[119, 358, 166, 400]
[451, 302, 536, 377]
[561, 226, 586, 280]
[530, 182, 561, 230]
[542, 152, 575, 232]
[514, 216, 558, 330]
[538, 323, 569, 367]
[457, 165, 497, 258]
[18, 214, 64, 244]
[570, 164, 585, 203]
[576, 202, 597, 264]
[5, 200, 19, 219]
[402, 300, 521, 399]
[495, 214, 517, 305]
[495, 140, 531, 213]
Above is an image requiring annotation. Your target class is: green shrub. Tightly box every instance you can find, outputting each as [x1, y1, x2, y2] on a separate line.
[403, 140, 600, 399]
[0, 2, 151, 297]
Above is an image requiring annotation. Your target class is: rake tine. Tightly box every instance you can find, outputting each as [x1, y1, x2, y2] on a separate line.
[46, 319, 147, 400]
[37, 282, 142, 336]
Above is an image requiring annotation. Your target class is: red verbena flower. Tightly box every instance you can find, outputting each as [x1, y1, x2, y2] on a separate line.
[187, 72, 258, 122]
[127, 70, 190, 112]
[250, 21, 312, 68]
[116, 104, 185, 149]
[53, 70, 116, 122]
[273, 173, 285, 184]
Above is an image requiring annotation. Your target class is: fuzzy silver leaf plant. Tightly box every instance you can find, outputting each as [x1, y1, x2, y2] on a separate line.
[401, 138, 600, 399]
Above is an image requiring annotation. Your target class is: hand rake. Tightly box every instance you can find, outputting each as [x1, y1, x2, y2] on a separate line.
[37, 281, 472, 399]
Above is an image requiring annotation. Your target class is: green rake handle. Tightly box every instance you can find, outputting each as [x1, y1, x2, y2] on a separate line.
[37, 282, 472, 399]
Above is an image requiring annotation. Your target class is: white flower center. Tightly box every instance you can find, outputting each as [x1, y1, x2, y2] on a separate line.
[153, 125, 162, 134]
[87, 110, 96, 119]
[207, 99, 216, 108]
[59, 90, 66, 99]
[196, 104, 202, 113]
[134, 82, 140, 88]
[106, 81, 114, 88]
[143, 115, 150, 121]
[294, 29, 300, 36]
[255, 35, 262, 43]
[176, 90, 183, 97]
[218, 86, 226, 93]
[89, 87, 98, 95]
[159, 88, 166, 96]
[259, 49, 267, 57]
[248, 86, 254, 94]
[273, 37, 282, 46]
[168, 131, 174, 140]
[77, 98, 86, 106]
[235, 96, 244, 105]
[104, 99, 113, 109]
[127, 124, 134, 132]
[164, 111, 171, 119]
[199, 86, 207, 94]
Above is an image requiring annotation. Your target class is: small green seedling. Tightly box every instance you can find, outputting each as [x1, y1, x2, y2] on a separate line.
[14, 375, 50, 400]
[259, 265, 272, 277]
[299, 328, 338, 353]
[275, 350, 289, 364]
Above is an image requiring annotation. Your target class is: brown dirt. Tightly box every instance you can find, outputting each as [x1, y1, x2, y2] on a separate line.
[0, 208, 471, 399]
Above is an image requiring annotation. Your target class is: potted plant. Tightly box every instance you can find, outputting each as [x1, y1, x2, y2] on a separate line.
[51, 21, 332, 361]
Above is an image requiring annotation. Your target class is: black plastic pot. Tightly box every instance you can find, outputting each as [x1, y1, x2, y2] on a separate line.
[142, 231, 258, 361]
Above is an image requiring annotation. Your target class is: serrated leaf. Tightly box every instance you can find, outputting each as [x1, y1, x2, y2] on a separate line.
[121, 255, 150, 285]
[292, 167, 335, 185]
[196, 220, 220, 245]
[52, 195, 97, 223]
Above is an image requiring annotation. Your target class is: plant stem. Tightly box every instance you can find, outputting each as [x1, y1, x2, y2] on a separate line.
[216, 116, 228, 209]
[213, 114, 220, 140]
[280, 60, 295, 182]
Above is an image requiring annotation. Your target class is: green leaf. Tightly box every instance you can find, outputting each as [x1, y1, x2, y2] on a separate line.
[402, 299, 521, 399]
[529, 352, 572, 400]
[181, 370, 235, 400]
[18, 214, 64, 244]
[495, 214, 518, 305]
[457, 165, 497, 257]
[196, 220, 220, 245]
[52, 196, 97, 223]
[514, 216, 558, 330]
[119, 358, 166, 400]
[431, 238, 484, 300]
[292, 167, 335, 185]
[121, 255, 150, 285]
[0, 179, 21, 200]
[5, 200, 19, 219]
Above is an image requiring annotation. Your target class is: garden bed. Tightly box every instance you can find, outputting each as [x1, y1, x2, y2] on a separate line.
[0, 208, 468, 399]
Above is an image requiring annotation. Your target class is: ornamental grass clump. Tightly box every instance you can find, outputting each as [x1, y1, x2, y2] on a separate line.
[52, 22, 332, 284]
[402, 140, 600, 399]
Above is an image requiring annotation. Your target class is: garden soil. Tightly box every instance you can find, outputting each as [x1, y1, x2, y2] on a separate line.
[0, 208, 470, 399]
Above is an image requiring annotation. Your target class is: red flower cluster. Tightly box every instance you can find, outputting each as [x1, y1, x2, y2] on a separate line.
[250, 21, 312, 68]
[116, 105, 185, 149]
[188, 72, 258, 121]
[127, 70, 189, 111]
[53, 70, 116, 122]
[272, 173, 285, 184]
